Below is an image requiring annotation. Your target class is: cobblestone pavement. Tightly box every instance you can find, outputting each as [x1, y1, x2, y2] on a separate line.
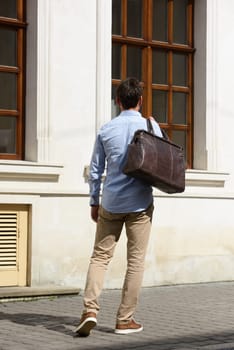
[0, 282, 234, 350]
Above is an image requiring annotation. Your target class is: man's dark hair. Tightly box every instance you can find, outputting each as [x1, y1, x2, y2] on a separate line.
[116, 77, 143, 110]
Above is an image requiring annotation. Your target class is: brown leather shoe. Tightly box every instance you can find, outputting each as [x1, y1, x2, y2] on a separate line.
[115, 319, 143, 335]
[74, 312, 97, 337]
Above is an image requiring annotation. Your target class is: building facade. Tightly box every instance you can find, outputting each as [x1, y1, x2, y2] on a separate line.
[0, 0, 234, 289]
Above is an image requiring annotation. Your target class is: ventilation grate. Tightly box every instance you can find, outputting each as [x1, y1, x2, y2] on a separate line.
[0, 213, 17, 268]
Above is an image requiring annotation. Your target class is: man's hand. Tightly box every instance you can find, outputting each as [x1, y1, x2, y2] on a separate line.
[91, 205, 99, 223]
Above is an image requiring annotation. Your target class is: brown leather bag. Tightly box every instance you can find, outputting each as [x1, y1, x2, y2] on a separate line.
[123, 118, 185, 194]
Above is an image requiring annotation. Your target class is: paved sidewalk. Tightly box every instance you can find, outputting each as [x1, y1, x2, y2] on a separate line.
[0, 282, 234, 350]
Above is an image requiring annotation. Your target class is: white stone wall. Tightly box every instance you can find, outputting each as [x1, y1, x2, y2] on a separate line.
[0, 0, 234, 288]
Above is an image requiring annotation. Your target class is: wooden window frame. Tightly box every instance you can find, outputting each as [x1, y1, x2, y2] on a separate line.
[112, 0, 194, 168]
[0, 0, 26, 160]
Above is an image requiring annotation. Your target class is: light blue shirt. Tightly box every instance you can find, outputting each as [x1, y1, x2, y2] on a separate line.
[89, 110, 162, 213]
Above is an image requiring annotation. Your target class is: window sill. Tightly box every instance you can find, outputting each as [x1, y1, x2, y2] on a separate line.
[185, 169, 229, 188]
[153, 169, 231, 199]
[0, 160, 63, 182]
[84, 166, 229, 188]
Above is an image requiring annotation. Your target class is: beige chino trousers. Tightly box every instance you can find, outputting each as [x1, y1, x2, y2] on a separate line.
[83, 203, 154, 323]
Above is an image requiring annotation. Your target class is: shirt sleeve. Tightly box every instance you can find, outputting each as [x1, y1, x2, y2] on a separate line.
[88, 133, 106, 206]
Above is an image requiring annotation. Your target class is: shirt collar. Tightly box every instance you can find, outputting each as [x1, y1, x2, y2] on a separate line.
[119, 110, 142, 117]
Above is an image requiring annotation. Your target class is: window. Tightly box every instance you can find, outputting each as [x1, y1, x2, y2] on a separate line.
[112, 0, 194, 167]
[0, 0, 26, 160]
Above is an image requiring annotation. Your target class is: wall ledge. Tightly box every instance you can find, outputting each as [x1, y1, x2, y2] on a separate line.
[153, 169, 232, 198]
[0, 160, 63, 182]
[185, 169, 229, 187]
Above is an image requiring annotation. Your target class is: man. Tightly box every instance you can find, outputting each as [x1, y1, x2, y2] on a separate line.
[74, 78, 162, 336]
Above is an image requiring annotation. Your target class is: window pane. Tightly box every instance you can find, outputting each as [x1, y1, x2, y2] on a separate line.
[112, 43, 121, 79]
[173, 92, 187, 124]
[173, 53, 187, 86]
[152, 0, 168, 42]
[173, 0, 188, 44]
[112, 0, 121, 35]
[111, 85, 120, 118]
[0, 28, 17, 66]
[0, 0, 17, 19]
[152, 90, 168, 123]
[0, 72, 17, 109]
[172, 130, 186, 160]
[127, 46, 142, 81]
[0, 117, 16, 153]
[152, 50, 168, 84]
[127, 0, 142, 38]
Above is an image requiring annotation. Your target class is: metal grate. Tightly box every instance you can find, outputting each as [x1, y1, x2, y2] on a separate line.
[0, 213, 17, 267]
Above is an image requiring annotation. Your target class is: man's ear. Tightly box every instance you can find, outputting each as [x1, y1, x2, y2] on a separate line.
[138, 96, 143, 107]
[116, 97, 123, 110]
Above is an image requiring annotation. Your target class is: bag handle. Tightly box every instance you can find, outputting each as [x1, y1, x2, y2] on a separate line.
[146, 118, 169, 140]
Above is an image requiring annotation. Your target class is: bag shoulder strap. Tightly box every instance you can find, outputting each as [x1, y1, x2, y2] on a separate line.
[160, 128, 170, 140]
[146, 118, 169, 140]
[146, 118, 155, 134]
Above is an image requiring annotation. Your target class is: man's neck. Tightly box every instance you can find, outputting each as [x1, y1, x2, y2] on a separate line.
[120, 106, 140, 112]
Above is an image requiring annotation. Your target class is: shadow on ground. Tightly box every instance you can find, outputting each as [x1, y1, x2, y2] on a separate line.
[1, 311, 234, 349]
[0, 311, 77, 336]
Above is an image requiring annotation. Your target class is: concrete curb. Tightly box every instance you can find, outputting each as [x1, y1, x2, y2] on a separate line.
[0, 286, 80, 302]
